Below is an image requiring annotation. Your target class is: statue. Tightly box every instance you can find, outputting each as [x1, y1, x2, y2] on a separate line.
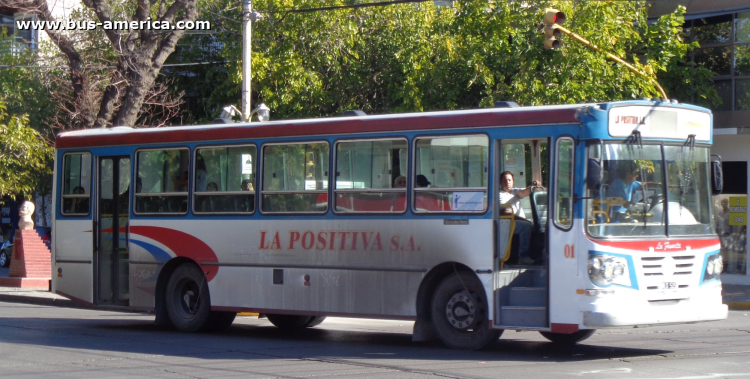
[18, 201, 35, 230]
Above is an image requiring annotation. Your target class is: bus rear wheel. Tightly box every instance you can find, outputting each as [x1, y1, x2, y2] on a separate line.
[165, 264, 211, 332]
[539, 329, 595, 345]
[431, 272, 502, 350]
[267, 314, 325, 328]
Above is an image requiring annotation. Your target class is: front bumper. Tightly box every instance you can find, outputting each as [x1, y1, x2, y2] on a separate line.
[583, 296, 728, 328]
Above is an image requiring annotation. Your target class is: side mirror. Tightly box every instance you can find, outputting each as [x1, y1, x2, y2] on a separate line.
[711, 155, 723, 196]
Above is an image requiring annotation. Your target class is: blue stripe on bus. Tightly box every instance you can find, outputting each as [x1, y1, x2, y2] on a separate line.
[128, 239, 172, 262]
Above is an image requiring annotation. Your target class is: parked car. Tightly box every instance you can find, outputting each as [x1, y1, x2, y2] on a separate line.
[0, 240, 11, 268]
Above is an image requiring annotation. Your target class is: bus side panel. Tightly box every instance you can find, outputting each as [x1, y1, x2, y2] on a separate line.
[127, 218, 494, 318]
[215, 267, 424, 316]
[547, 221, 582, 327]
[53, 219, 94, 304]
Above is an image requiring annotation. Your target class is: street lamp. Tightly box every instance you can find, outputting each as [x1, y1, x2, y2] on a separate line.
[214, 103, 270, 124]
[250, 102, 270, 122]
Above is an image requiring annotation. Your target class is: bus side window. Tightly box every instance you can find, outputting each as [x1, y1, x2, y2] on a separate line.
[261, 142, 329, 213]
[413, 135, 489, 213]
[61, 153, 92, 216]
[334, 139, 407, 213]
[193, 145, 257, 214]
[135, 148, 189, 215]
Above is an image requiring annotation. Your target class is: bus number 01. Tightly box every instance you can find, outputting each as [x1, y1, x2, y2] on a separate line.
[564, 244, 575, 259]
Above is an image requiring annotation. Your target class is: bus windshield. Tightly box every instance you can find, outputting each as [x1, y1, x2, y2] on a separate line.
[586, 143, 714, 238]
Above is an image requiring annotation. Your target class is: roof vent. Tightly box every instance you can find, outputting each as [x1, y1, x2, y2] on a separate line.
[494, 101, 520, 108]
[343, 110, 367, 116]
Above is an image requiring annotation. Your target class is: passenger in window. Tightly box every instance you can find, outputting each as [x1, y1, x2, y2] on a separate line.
[393, 176, 406, 188]
[196, 154, 207, 192]
[241, 179, 254, 191]
[415, 175, 431, 188]
[606, 162, 642, 222]
[235, 179, 254, 212]
[206, 182, 219, 191]
[69, 186, 89, 213]
[498, 171, 538, 265]
[177, 171, 189, 192]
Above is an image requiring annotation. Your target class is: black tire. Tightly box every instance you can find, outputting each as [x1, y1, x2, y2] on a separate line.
[304, 316, 326, 328]
[539, 329, 596, 345]
[266, 314, 314, 328]
[202, 311, 237, 332]
[165, 264, 212, 332]
[0, 250, 9, 268]
[431, 272, 502, 350]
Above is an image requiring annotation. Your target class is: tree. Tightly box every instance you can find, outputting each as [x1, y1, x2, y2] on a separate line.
[12, 0, 199, 129]
[0, 33, 58, 135]
[0, 98, 53, 198]
[177, 1, 717, 122]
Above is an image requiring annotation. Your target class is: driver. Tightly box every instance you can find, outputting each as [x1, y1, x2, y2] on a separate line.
[606, 162, 642, 222]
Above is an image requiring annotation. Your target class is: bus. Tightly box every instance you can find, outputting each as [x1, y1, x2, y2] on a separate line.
[52, 99, 727, 350]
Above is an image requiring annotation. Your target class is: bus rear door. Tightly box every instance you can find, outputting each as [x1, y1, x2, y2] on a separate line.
[95, 156, 131, 306]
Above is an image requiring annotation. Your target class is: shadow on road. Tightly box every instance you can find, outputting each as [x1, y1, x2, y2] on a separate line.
[0, 314, 672, 364]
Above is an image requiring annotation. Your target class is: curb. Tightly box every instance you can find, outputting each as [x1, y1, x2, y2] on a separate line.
[0, 293, 75, 308]
[725, 301, 750, 311]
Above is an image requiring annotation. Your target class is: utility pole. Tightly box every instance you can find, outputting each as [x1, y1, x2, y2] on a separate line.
[241, 0, 252, 122]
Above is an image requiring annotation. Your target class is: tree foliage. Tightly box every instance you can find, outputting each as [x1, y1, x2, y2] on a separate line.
[0, 33, 58, 135]
[175, 1, 717, 122]
[0, 99, 53, 198]
[12, 0, 199, 129]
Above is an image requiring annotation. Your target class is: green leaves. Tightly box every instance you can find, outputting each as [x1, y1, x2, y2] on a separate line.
[179, 1, 714, 120]
[0, 99, 53, 198]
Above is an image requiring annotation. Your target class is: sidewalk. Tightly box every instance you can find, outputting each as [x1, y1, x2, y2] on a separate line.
[0, 283, 748, 311]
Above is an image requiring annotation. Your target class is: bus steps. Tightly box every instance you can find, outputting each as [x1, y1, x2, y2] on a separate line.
[496, 267, 548, 327]
[509, 287, 547, 306]
[499, 306, 546, 327]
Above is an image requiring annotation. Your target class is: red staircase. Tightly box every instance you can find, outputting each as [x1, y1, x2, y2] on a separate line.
[0, 230, 51, 289]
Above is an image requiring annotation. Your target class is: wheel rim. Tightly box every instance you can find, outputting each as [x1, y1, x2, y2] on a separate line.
[175, 279, 201, 318]
[445, 290, 477, 330]
[0, 252, 6, 266]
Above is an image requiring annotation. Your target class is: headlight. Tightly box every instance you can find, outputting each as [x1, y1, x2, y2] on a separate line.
[588, 254, 630, 287]
[703, 253, 723, 282]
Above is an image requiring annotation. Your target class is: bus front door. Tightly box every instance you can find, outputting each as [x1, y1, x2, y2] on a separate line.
[494, 138, 550, 329]
[96, 156, 131, 306]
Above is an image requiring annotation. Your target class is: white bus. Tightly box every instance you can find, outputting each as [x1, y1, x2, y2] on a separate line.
[52, 99, 727, 349]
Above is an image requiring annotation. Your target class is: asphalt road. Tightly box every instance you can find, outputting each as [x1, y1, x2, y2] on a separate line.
[0, 301, 748, 378]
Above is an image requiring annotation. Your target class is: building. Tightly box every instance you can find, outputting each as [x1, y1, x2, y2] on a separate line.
[0, 0, 80, 52]
[650, 1, 750, 284]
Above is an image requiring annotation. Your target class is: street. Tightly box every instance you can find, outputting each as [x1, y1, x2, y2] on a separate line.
[0, 301, 748, 378]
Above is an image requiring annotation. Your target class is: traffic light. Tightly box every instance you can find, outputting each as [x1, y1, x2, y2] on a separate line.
[541, 8, 565, 50]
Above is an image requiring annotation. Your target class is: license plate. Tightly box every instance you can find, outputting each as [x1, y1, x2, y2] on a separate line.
[662, 282, 677, 289]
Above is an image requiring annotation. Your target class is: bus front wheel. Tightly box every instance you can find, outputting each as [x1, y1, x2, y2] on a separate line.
[165, 264, 212, 332]
[539, 329, 595, 345]
[431, 272, 502, 350]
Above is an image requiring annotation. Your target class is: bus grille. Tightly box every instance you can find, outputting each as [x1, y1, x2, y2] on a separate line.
[639, 253, 697, 299]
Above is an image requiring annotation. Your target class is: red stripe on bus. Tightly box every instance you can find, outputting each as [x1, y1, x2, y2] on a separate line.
[129, 226, 219, 281]
[55, 108, 578, 148]
[592, 239, 720, 251]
